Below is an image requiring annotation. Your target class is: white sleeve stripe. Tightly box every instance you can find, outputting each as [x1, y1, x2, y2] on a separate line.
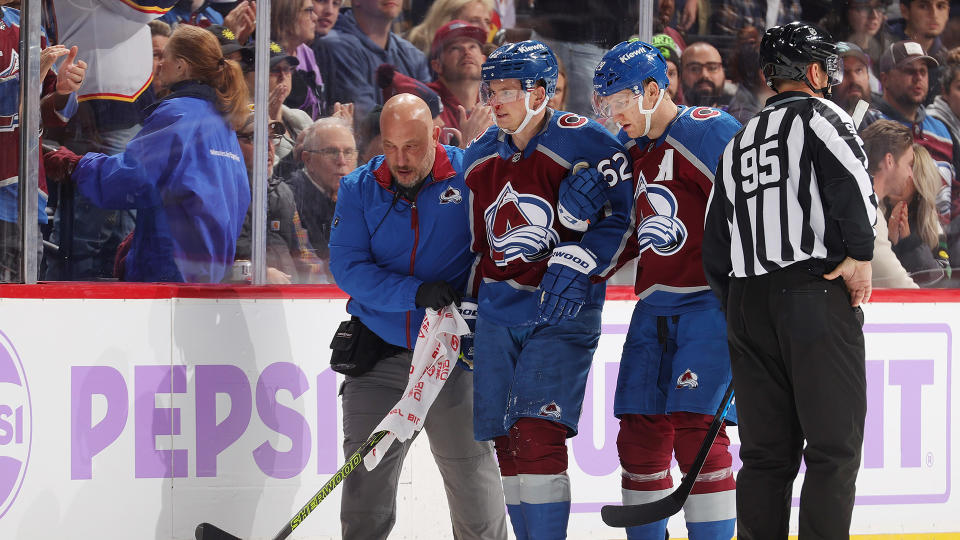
[665, 135, 716, 182]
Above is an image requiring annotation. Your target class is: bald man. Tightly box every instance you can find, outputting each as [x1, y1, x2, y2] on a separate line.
[328, 94, 509, 540]
[681, 41, 735, 108]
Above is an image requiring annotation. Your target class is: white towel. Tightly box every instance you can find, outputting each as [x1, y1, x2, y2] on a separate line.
[363, 306, 469, 471]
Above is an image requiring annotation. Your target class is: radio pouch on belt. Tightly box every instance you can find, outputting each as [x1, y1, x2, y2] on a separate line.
[329, 317, 396, 377]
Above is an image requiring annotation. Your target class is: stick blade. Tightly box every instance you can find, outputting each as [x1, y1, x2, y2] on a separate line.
[195, 522, 243, 540]
[600, 493, 685, 528]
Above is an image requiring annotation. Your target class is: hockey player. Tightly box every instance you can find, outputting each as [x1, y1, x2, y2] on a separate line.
[588, 40, 742, 539]
[463, 40, 635, 539]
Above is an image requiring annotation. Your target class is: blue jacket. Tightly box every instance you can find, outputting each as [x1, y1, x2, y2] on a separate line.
[324, 9, 431, 118]
[73, 81, 250, 282]
[329, 144, 472, 349]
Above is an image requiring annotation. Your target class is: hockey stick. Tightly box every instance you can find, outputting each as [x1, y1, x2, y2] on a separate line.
[600, 382, 735, 527]
[195, 429, 389, 540]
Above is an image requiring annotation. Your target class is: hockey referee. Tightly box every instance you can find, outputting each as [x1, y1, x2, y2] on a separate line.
[702, 22, 877, 540]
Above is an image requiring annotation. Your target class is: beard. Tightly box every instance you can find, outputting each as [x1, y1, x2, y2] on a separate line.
[835, 83, 870, 111]
[684, 78, 719, 106]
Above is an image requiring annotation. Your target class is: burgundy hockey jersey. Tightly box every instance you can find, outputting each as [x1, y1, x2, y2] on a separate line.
[622, 105, 741, 314]
[464, 110, 635, 326]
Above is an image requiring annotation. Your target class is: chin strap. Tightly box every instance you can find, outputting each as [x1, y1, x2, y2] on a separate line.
[504, 91, 549, 135]
[635, 86, 666, 138]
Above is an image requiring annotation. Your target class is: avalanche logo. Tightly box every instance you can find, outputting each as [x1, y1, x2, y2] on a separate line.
[636, 172, 687, 256]
[539, 402, 562, 419]
[484, 182, 559, 266]
[439, 187, 462, 204]
[676, 369, 699, 389]
[0, 331, 31, 521]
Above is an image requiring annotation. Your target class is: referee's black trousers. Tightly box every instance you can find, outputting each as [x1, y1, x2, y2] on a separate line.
[725, 262, 866, 540]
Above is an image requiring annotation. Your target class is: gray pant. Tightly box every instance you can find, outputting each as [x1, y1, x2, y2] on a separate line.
[340, 350, 508, 540]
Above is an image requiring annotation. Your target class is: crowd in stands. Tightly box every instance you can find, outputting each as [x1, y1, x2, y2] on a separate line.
[5, 0, 960, 287]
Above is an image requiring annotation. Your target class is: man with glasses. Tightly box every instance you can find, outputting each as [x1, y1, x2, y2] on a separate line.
[464, 40, 635, 539]
[680, 42, 736, 108]
[590, 39, 741, 540]
[285, 117, 358, 263]
[234, 114, 323, 283]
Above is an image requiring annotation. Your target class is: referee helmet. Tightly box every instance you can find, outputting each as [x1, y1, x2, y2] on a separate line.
[760, 22, 842, 94]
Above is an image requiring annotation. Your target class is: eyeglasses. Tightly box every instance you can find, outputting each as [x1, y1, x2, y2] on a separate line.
[301, 6, 315, 14]
[270, 65, 294, 75]
[305, 147, 358, 159]
[683, 62, 723, 75]
[237, 121, 287, 144]
[592, 92, 640, 118]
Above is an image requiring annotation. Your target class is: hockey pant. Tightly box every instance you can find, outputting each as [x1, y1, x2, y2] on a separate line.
[618, 413, 735, 540]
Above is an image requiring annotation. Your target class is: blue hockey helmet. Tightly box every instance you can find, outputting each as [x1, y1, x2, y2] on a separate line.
[481, 40, 559, 97]
[593, 39, 670, 98]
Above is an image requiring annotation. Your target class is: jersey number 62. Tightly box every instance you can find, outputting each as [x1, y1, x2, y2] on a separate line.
[597, 152, 632, 187]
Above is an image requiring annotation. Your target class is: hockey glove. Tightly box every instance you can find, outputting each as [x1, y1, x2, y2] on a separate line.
[457, 299, 477, 370]
[557, 163, 607, 232]
[536, 243, 597, 325]
[415, 280, 462, 311]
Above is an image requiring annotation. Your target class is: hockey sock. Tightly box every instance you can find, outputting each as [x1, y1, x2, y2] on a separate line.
[618, 414, 675, 540]
[511, 418, 570, 540]
[495, 435, 528, 540]
[672, 412, 736, 540]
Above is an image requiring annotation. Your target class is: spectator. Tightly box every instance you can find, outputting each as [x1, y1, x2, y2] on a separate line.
[149, 20, 172, 95]
[45, 25, 250, 283]
[323, 0, 431, 118]
[861, 119, 922, 287]
[48, 0, 178, 280]
[237, 43, 313, 164]
[309, 0, 344, 115]
[328, 93, 508, 540]
[234, 113, 325, 284]
[313, 0, 341, 36]
[285, 117, 357, 261]
[159, 0, 224, 27]
[652, 33, 684, 104]
[358, 105, 385, 164]
[823, 0, 897, 65]
[833, 41, 878, 115]
[2, 2, 86, 282]
[378, 64, 461, 143]
[547, 54, 567, 109]
[727, 32, 775, 123]
[926, 47, 960, 150]
[273, 0, 326, 119]
[681, 41, 736, 108]
[407, 0, 494, 56]
[890, 0, 950, 64]
[888, 144, 952, 284]
[862, 41, 956, 227]
[709, 0, 803, 37]
[221, 0, 256, 44]
[427, 20, 493, 139]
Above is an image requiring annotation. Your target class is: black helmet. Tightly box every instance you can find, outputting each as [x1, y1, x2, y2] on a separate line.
[759, 22, 842, 93]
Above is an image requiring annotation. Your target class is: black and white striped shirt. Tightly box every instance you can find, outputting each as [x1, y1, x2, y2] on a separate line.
[703, 91, 877, 295]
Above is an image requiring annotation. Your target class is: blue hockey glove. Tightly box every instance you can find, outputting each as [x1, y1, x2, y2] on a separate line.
[557, 163, 608, 232]
[457, 299, 477, 370]
[536, 243, 598, 325]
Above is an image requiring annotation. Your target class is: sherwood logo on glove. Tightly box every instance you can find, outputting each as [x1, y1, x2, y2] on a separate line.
[549, 244, 598, 274]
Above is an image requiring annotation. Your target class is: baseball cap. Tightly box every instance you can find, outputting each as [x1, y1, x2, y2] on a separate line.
[878, 41, 938, 73]
[238, 42, 301, 73]
[651, 34, 681, 65]
[431, 20, 487, 58]
[377, 64, 444, 118]
[207, 25, 244, 56]
[836, 41, 869, 64]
